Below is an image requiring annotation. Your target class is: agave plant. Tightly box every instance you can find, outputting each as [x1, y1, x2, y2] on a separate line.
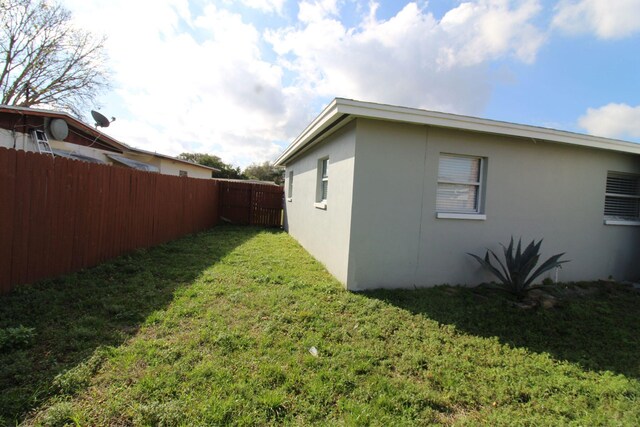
[468, 237, 569, 298]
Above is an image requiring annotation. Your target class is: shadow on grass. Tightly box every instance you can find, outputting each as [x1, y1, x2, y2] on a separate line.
[365, 283, 640, 379]
[0, 225, 261, 424]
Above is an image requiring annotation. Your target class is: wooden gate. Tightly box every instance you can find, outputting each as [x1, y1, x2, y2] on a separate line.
[219, 181, 283, 227]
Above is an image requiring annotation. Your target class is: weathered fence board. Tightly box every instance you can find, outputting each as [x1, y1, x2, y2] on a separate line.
[219, 181, 283, 227]
[0, 148, 221, 293]
[0, 148, 283, 294]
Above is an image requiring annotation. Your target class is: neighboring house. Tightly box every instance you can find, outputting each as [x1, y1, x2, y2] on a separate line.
[275, 98, 640, 291]
[214, 178, 281, 186]
[0, 105, 218, 179]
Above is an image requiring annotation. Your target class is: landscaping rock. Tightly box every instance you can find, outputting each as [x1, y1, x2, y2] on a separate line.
[510, 299, 537, 310]
[523, 288, 560, 309]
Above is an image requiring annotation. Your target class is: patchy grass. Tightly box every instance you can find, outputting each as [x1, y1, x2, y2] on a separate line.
[1, 226, 639, 426]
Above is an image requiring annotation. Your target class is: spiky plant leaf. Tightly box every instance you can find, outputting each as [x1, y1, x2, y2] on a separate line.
[491, 249, 514, 286]
[468, 237, 569, 298]
[467, 252, 509, 285]
[503, 237, 515, 277]
[525, 253, 569, 286]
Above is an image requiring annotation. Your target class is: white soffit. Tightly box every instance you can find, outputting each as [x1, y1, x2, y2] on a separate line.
[275, 98, 640, 166]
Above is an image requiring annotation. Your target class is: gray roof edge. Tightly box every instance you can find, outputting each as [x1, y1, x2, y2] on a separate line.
[275, 98, 640, 166]
[274, 99, 340, 166]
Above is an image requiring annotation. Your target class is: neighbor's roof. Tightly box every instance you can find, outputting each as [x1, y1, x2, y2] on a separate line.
[0, 104, 219, 172]
[214, 178, 280, 186]
[0, 104, 129, 152]
[126, 147, 220, 172]
[274, 98, 640, 166]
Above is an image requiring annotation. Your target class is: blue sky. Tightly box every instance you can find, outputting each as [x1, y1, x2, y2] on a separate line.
[63, 0, 640, 167]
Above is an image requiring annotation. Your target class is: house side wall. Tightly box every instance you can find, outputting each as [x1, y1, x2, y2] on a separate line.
[348, 118, 640, 290]
[347, 119, 427, 290]
[156, 158, 213, 179]
[0, 129, 37, 152]
[418, 126, 640, 286]
[51, 140, 114, 162]
[1, 129, 112, 160]
[283, 122, 357, 285]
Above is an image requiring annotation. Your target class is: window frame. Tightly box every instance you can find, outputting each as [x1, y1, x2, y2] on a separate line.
[604, 171, 640, 226]
[287, 170, 293, 202]
[435, 153, 486, 220]
[315, 157, 329, 209]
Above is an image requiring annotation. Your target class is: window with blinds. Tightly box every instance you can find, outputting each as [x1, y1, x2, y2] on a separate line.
[288, 170, 294, 199]
[604, 172, 640, 220]
[437, 154, 482, 213]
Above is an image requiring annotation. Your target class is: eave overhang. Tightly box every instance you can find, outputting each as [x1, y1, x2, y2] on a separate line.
[274, 98, 640, 166]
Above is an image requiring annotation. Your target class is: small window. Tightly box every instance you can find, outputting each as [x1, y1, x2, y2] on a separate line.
[287, 170, 294, 199]
[436, 154, 483, 214]
[317, 158, 328, 202]
[179, 170, 188, 177]
[604, 172, 640, 220]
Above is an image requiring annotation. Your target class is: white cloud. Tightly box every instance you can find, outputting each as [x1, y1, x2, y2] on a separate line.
[60, 0, 547, 167]
[553, 0, 640, 39]
[63, 0, 300, 167]
[234, 0, 286, 14]
[579, 103, 640, 139]
[298, 0, 340, 23]
[267, 0, 545, 114]
[439, 0, 544, 67]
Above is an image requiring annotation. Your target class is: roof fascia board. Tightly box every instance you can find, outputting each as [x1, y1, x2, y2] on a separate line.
[276, 115, 353, 166]
[335, 99, 640, 154]
[276, 98, 640, 166]
[274, 99, 341, 166]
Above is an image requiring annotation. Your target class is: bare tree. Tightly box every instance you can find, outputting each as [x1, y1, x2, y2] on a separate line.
[0, 0, 109, 117]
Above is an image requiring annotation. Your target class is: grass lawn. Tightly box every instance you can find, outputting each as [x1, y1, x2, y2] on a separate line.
[1, 226, 639, 426]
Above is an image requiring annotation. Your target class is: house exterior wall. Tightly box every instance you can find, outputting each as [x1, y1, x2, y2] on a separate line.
[347, 119, 427, 288]
[1, 129, 113, 160]
[345, 118, 640, 290]
[0, 129, 37, 152]
[50, 140, 113, 162]
[284, 122, 357, 284]
[157, 158, 213, 179]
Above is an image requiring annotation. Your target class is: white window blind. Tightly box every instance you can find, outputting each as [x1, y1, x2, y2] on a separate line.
[288, 170, 293, 198]
[437, 154, 482, 213]
[604, 172, 640, 220]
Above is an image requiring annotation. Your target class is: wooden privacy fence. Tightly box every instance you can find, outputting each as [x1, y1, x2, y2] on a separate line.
[219, 181, 284, 227]
[0, 148, 220, 294]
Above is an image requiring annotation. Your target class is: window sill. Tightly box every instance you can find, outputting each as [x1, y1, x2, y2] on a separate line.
[287, 197, 292, 202]
[314, 201, 327, 210]
[604, 219, 640, 226]
[436, 212, 486, 220]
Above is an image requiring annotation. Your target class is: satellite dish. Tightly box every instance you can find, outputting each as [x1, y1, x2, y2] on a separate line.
[49, 118, 69, 140]
[91, 110, 115, 128]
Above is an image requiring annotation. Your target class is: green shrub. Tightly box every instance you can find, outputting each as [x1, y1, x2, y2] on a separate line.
[0, 326, 35, 351]
[468, 237, 568, 299]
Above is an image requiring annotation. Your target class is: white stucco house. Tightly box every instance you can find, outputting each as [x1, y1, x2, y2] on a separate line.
[275, 98, 640, 291]
[0, 105, 218, 179]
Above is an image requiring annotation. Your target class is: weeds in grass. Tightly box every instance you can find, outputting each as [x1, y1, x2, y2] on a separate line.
[0, 326, 36, 351]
